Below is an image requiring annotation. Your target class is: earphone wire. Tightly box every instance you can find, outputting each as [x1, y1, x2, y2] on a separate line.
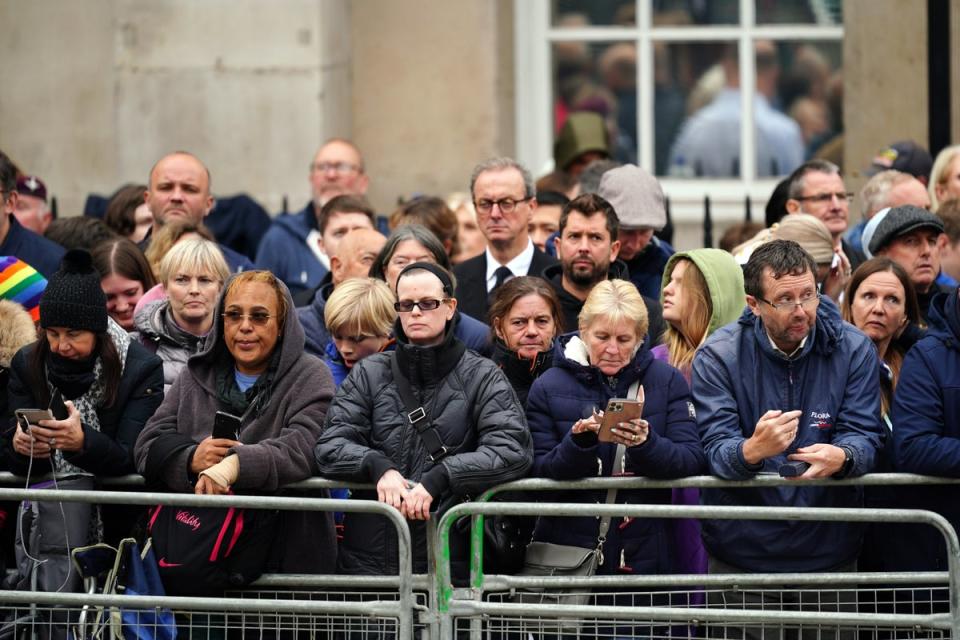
[17, 419, 74, 593]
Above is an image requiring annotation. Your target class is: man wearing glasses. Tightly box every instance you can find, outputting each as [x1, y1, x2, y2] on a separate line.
[257, 139, 372, 295]
[692, 240, 882, 638]
[0, 150, 64, 279]
[784, 159, 865, 271]
[453, 157, 557, 322]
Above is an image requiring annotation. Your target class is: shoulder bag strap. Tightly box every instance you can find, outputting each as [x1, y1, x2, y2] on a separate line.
[596, 379, 642, 552]
[390, 352, 450, 462]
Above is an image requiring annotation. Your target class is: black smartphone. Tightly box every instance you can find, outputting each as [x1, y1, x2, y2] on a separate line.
[778, 461, 810, 477]
[212, 411, 242, 440]
[49, 389, 68, 421]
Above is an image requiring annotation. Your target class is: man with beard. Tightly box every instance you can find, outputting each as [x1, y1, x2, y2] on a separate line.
[693, 240, 882, 638]
[542, 192, 664, 344]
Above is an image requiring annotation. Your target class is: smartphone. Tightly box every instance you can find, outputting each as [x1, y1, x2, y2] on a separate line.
[597, 397, 645, 443]
[779, 461, 810, 477]
[49, 389, 68, 421]
[212, 411, 242, 440]
[14, 409, 54, 433]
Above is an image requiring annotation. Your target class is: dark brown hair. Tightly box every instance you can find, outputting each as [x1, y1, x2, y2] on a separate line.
[317, 194, 376, 235]
[91, 238, 158, 291]
[559, 193, 619, 241]
[841, 257, 920, 415]
[488, 276, 565, 336]
[103, 184, 148, 238]
[389, 196, 460, 258]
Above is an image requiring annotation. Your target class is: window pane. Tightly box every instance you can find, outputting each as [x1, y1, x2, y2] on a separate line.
[553, 1, 635, 27]
[552, 41, 638, 173]
[657, 42, 739, 177]
[761, 40, 843, 172]
[652, 0, 738, 26]
[756, 0, 843, 25]
[660, 40, 840, 178]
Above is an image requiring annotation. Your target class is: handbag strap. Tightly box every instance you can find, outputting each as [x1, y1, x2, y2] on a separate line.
[390, 352, 450, 462]
[596, 379, 642, 550]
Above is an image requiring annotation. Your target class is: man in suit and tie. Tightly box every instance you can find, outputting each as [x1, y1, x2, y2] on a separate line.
[454, 157, 558, 322]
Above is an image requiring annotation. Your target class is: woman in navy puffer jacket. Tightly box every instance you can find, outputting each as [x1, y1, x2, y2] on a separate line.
[525, 280, 706, 577]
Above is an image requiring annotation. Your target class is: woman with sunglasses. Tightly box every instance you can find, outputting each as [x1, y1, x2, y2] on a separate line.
[316, 262, 532, 579]
[135, 270, 337, 586]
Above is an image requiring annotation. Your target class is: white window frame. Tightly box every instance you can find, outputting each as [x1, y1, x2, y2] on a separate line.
[514, 0, 844, 225]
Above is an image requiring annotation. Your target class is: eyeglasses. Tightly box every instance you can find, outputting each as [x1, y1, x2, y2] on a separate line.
[474, 197, 532, 214]
[757, 293, 821, 312]
[223, 311, 274, 326]
[394, 298, 450, 313]
[310, 161, 361, 175]
[794, 192, 854, 204]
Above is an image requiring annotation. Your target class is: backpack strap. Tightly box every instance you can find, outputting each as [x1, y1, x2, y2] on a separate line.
[390, 352, 450, 462]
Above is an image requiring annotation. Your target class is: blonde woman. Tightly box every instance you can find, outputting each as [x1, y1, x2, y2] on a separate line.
[929, 144, 960, 212]
[133, 238, 230, 390]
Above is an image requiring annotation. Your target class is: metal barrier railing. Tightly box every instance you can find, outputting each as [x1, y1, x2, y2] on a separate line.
[0, 486, 418, 640]
[2, 472, 960, 640]
[435, 500, 960, 639]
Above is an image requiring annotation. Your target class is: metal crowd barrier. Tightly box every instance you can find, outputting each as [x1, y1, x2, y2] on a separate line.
[0, 484, 419, 640]
[1, 473, 959, 639]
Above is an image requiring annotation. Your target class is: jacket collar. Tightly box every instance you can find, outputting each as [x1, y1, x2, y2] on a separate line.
[553, 331, 651, 394]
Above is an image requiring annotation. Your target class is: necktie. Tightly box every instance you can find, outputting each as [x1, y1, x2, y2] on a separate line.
[491, 266, 513, 293]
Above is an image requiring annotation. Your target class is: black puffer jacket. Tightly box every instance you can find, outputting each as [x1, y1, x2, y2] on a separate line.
[315, 323, 533, 575]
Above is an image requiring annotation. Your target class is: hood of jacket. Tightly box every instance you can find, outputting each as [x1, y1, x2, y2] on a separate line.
[187, 273, 306, 394]
[924, 289, 960, 350]
[552, 331, 652, 394]
[134, 299, 206, 351]
[735, 291, 845, 362]
[660, 248, 745, 337]
[0, 299, 37, 369]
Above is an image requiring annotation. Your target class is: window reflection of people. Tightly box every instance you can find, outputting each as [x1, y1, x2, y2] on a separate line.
[668, 41, 804, 178]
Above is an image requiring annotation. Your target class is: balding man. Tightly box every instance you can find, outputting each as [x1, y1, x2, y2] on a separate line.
[297, 227, 387, 358]
[142, 152, 252, 272]
[846, 170, 931, 254]
[257, 140, 372, 295]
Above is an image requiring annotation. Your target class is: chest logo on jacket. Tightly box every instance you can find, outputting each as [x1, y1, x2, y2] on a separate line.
[809, 410, 833, 430]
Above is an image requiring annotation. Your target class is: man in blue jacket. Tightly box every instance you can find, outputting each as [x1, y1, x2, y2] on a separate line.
[692, 240, 882, 637]
[256, 140, 372, 295]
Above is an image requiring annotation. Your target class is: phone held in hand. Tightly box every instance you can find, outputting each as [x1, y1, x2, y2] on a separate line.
[213, 411, 242, 440]
[597, 393, 645, 443]
[49, 389, 68, 421]
[14, 409, 54, 433]
[779, 461, 810, 477]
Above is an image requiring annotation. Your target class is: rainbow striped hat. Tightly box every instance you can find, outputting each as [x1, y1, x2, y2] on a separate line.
[0, 256, 47, 322]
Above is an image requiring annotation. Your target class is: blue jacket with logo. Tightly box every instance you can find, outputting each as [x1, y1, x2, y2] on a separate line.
[691, 296, 882, 572]
[892, 289, 960, 569]
[256, 204, 328, 296]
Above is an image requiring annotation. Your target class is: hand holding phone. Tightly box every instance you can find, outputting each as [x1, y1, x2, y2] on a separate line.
[212, 411, 242, 441]
[598, 398, 645, 443]
[15, 409, 54, 434]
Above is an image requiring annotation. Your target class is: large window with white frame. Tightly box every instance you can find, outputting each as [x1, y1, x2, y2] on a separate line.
[514, 0, 844, 231]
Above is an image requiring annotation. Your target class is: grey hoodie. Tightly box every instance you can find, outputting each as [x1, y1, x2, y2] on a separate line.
[134, 274, 336, 572]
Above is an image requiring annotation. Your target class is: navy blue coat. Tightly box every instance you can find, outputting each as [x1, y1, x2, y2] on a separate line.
[892, 289, 960, 570]
[525, 333, 705, 575]
[692, 296, 883, 572]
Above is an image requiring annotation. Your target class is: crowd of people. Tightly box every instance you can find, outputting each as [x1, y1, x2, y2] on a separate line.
[4, 133, 960, 633]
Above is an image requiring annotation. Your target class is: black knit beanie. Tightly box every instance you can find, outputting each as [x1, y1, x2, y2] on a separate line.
[40, 249, 108, 332]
